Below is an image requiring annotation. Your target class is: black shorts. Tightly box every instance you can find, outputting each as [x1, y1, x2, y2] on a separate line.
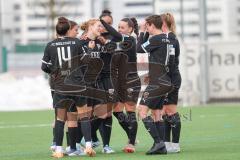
[51, 90, 54, 98]
[164, 87, 179, 105]
[116, 73, 141, 103]
[86, 83, 101, 107]
[140, 95, 165, 110]
[98, 76, 116, 103]
[53, 92, 86, 112]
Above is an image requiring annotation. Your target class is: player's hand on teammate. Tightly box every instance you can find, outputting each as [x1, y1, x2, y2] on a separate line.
[88, 41, 96, 49]
[80, 33, 88, 40]
[97, 36, 108, 44]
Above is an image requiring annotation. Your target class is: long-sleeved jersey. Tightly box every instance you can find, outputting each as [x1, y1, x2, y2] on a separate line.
[78, 38, 104, 84]
[167, 32, 181, 88]
[100, 19, 137, 64]
[41, 37, 86, 92]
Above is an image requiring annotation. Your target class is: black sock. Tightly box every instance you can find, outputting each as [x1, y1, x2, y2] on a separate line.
[53, 109, 57, 143]
[55, 120, 65, 146]
[68, 127, 77, 150]
[76, 121, 83, 143]
[113, 112, 130, 138]
[101, 116, 113, 146]
[52, 127, 56, 143]
[127, 112, 138, 145]
[142, 116, 160, 143]
[80, 117, 92, 142]
[155, 121, 165, 141]
[66, 131, 70, 146]
[91, 117, 103, 142]
[171, 113, 181, 143]
[163, 115, 171, 142]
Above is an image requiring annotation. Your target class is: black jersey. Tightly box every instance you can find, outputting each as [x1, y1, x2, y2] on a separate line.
[137, 33, 170, 79]
[41, 37, 85, 92]
[167, 32, 181, 87]
[99, 32, 114, 76]
[100, 19, 137, 64]
[79, 38, 104, 83]
[138, 33, 169, 63]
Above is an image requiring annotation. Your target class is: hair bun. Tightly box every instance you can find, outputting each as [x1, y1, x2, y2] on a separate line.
[102, 9, 111, 15]
[58, 17, 69, 23]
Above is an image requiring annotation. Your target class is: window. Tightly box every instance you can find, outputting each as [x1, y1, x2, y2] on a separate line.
[125, 13, 152, 18]
[14, 16, 21, 21]
[125, 2, 152, 7]
[208, 7, 221, 13]
[208, 19, 221, 25]
[28, 27, 46, 31]
[28, 14, 46, 19]
[185, 33, 199, 37]
[15, 28, 21, 33]
[185, 21, 199, 25]
[14, 4, 20, 10]
[208, 32, 222, 37]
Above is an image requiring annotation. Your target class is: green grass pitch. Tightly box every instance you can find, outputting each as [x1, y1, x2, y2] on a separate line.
[0, 104, 240, 160]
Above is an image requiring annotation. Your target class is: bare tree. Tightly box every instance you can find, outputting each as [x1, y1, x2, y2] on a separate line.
[28, 0, 67, 40]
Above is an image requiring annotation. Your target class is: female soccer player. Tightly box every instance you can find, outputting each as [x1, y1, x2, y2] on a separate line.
[161, 13, 182, 153]
[90, 10, 116, 154]
[100, 17, 140, 153]
[41, 17, 87, 158]
[137, 15, 173, 155]
[79, 17, 116, 154]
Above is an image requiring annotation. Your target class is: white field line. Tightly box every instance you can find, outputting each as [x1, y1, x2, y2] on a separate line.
[0, 123, 51, 129]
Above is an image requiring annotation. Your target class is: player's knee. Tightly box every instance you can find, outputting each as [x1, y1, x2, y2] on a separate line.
[77, 106, 92, 119]
[67, 120, 78, 127]
[113, 102, 124, 112]
[94, 104, 108, 118]
[67, 112, 78, 121]
[138, 109, 147, 120]
[56, 109, 67, 121]
[125, 103, 136, 112]
[164, 104, 177, 115]
[165, 112, 181, 124]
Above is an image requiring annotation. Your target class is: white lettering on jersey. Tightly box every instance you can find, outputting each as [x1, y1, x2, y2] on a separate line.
[57, 46, 71, 68]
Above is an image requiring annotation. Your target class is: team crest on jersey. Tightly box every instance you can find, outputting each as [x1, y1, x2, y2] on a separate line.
[108, 89, 115, 95]
[127, 88, 134, 98]
[143, 91, 150, 102]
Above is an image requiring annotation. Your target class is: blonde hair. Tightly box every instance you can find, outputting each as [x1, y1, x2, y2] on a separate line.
[80, 19, 99, 31]
[161, 13, 176, 35]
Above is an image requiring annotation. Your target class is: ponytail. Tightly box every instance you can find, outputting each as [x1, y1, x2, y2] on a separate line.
[130, 17, 139, 36]
[161, 13, 176, 35]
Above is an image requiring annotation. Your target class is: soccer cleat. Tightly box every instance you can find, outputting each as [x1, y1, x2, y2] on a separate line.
[50, 142, 56, 152]
[66, 149, 77, 156]
[66, 149, 86, 156]
[80, 138, 86, 147]
[167, 143, 180, 153]
[76, 143, 86, 155]
[84, 146, 96, 157]
[65, 146, 71, 153]
[146, 141, 167, 155]
[164, 142, 172, 152]
[76, 145, 86, 156]
[123, 144, 135, 153]
[52, 151, 64, 158]
[92, 140, 101, 148]
[102, 145, 115, 154]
